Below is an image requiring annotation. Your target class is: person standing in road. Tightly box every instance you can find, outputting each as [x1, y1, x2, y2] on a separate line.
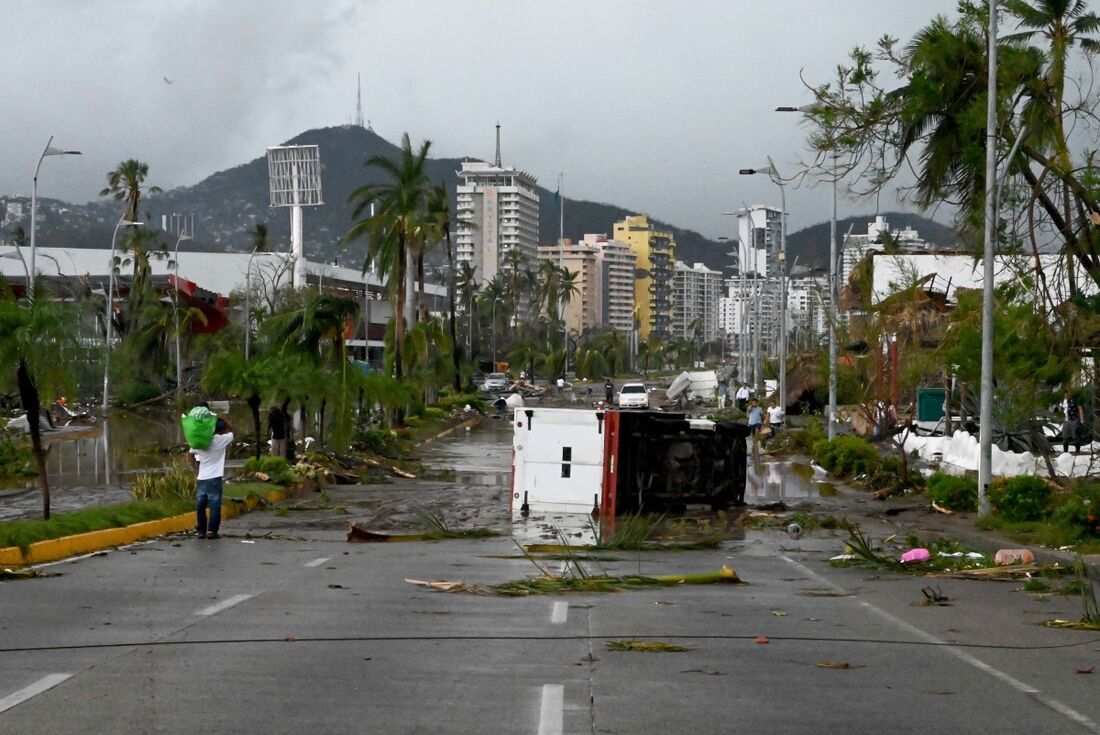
[605, 378, 614, 404]
[747, 399, 763, 435]
[736, 383, 750, 411]
[766, 398, 785, 434]
[268, 405, 287, 458]
[1062, 393, 1085, 453]
[189, 417, 234, 539]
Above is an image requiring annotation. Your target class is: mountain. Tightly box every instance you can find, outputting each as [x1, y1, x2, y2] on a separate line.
[9, 125, 959, 276]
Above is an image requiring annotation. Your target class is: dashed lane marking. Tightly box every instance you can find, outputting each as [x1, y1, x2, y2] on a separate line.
[537, 683, 564, 735]
[304, 557, 332, 568]
[0, 673, 73, 714]
[195, 593, 253, 617]
[551, 601, 568, 624]
[781, 555, 1100, 733]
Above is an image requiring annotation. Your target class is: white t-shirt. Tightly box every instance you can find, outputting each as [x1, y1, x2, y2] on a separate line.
[736, 386, 750, 400]
[767, 406, 784, 425]
[191, 432, 234, 480]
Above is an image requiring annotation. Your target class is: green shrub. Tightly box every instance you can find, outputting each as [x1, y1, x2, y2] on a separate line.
[0, 431, 36, 479]
[117, 381, 161, 406]
[926, 472, 979, 512]
[771, 418, 825, 455]
[435, 391, 486, 414]
[1051, 480, 1100, 537]
[354, 427, 397, 455]
[241, 455, 295, 485]
[131, 467, 196, 502]
[813, 436, 881, 478]
[404, 415, 422, 428]
[423, 406, 447, 419]
[989, 476, 1051, 522]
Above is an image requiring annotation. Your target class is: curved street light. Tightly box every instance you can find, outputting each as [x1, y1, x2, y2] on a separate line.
[738, 162, 788, 407]
[31, 136, 81, 286]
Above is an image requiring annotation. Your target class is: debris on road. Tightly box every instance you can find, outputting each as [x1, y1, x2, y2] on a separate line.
[816, 662, 865, 670]
[995, 549, 1036, 565]
[901, 548, 931, 564]
[404, 565, 742, 596]
[607, 640, 691, 653]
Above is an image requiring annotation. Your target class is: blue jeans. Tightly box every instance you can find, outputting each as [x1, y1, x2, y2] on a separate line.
[196, 477, 223, 535]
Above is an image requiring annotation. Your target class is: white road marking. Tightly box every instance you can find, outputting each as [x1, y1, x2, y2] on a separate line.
[551, 601, 568, 624]
[195, 593, 253, 617]
[304, 557, 331, 568]
[537, 683, 564, 735]
[781, 556, 1100, 733]
[0, 673, 73, 714]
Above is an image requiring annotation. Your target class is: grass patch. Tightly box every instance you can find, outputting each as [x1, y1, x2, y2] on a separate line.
[976, 516, 1090, 550]
[0, 500, 191, 552]
[606, 640, 691, 653]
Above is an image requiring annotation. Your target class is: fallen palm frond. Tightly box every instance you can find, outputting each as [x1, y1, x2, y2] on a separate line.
[607, 640, 691, 653]
[816, 661, 865, 670]
[414, 510, 500, 540]
[0, 567, 49, 581]
[405, 565, 742, 597]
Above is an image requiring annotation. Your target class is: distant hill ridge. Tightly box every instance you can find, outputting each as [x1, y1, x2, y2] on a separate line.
[9, 125, 957, 274]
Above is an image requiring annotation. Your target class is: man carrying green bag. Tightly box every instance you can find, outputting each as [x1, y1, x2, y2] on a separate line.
[184, 405, 234, 539]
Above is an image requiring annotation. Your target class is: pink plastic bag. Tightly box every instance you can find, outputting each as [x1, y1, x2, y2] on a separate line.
[900, 548, 931, 564]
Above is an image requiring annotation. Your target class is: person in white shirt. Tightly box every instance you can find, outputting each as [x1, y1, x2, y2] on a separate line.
[189, 418, 234, 539]
[735, 383, 750, 411]
[766, 399, 785, 434]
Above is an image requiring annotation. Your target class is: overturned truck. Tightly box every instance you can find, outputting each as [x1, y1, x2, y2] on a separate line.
[511, 408, 749, 519]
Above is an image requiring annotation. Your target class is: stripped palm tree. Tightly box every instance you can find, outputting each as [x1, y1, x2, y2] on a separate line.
[344, 133, 432, 382]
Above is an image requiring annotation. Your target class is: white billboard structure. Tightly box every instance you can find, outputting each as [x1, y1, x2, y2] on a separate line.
[267, 145, 323, 289]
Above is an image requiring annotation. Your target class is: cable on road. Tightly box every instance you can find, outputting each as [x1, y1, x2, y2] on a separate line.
[3, 633, 1099, 654]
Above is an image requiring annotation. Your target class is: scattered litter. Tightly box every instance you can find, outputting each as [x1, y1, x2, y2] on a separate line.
[606, 640, 691, 653]
[829, 554, 857, 562]
[327, 584, 347, 589]
[392, 467, 417, 479]
[680, 669, 725, 676]
[995, 549, 1035, 566]
[0, 568, 50, 581]
[1077, 667, 1095, 675]
[240, 540, 256, 544]
[754, 636, 769, 645]
[771, 610, 788, 617]
[799, 589, 856, 597]
[901, 548, 931, 565]
[816, 662, 864, 670]
[931, 501, 953, 515]
[786, 523, 802, 539]
[917, 586, 951, 606]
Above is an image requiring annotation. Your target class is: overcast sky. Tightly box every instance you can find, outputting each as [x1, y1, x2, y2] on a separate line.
[2, 0, 961, 238]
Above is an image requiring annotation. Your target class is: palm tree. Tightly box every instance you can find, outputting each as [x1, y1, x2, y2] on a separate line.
[456, 261, 480, 358]
[100, 159, 162, 223]
[427, 185, 461, 391]
[251, 222, 272, 253]
[202, 347, 272, 459]
[344, 133, 432, 383]
[0, 285, 76, 518]
[1006, 0, 1100, 172]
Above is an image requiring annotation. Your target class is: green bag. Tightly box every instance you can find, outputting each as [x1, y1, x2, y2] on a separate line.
[181, 406, 216, 449]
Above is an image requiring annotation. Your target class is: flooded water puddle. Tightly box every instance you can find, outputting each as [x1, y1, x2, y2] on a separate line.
[746, 459, 835, 502]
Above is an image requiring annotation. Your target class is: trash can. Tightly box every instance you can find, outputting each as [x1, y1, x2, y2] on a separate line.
[916, 388, 946, 422]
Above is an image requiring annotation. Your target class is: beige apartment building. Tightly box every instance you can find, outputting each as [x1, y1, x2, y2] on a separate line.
[538, 234, 636, 335]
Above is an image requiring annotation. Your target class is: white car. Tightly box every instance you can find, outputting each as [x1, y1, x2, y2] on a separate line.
[480, 372, 509, 392]
[616, 382, 649, 409]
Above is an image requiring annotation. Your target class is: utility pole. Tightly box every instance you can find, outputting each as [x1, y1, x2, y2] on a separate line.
[978, 0, 998, 517]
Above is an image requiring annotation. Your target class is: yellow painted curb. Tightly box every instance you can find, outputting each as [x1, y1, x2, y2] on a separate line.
[0, 502, 243, 568]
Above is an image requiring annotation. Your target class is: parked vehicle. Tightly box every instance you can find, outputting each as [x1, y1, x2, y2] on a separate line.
[480, 372, 509, 392]
[616, 382, 649, 408]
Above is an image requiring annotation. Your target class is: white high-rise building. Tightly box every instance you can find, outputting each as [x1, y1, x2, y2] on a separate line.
[735, 206, 782, 353]
[454, 132, 540, 288]
[672, 261, 722, 342]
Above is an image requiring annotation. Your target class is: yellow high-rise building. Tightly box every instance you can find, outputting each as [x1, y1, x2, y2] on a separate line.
[612, 214, 676, 341]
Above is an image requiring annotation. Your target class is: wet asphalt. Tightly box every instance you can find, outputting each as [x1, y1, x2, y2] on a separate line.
[3, 420, 1100, 733]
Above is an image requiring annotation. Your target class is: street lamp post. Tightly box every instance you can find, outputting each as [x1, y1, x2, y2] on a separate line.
[30, 136, 81, 287]
[102, 219, 143, 414]
[777, 104, 840, 436]
[173, 230, 192, 406]
[978, 0, 999, 517]
[739, 163, 788, 406]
